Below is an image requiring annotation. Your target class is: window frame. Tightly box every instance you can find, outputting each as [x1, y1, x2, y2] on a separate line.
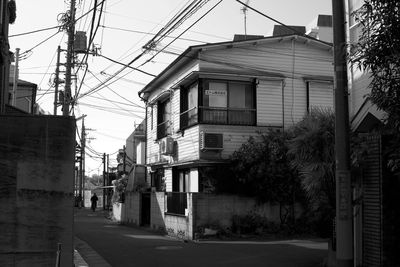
[156, 97, 171, 139]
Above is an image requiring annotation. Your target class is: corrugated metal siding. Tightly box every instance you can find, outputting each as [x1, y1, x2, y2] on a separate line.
[257, 79, 283, 126]
[309, 81, 334, 110]
[362, 134, 382, 267]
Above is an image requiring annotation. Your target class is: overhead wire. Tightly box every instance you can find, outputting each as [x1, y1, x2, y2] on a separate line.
[78, 0, 220, 100]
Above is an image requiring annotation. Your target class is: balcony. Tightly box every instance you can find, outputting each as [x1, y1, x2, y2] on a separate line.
[199, 107, 256, 125]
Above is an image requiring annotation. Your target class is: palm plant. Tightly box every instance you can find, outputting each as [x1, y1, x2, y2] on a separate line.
[287, 108, 336, 234]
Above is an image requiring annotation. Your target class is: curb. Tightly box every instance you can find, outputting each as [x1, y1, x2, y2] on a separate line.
[74, 237, 112, 267]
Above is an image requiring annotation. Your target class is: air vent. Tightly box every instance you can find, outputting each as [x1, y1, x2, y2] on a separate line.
[200, 132, 223, 151]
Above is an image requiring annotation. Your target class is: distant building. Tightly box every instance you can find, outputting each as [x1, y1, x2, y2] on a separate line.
[306, 14, 333, 43]
[7, 64, 38, 114]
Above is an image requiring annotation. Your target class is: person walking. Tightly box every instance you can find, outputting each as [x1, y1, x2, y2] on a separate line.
[90, 193, 98, 212]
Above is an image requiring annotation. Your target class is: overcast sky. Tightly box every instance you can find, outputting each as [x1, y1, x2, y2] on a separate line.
[9, 0, 332, 175]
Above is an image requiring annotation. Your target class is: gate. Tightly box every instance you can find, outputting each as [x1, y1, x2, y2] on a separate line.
[141, 192, 151, 226]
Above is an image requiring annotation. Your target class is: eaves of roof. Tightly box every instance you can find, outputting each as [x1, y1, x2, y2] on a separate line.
[138, 34, 333, 99]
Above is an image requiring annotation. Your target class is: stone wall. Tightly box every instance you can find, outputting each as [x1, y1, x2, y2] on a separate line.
[0, 115, 75, 267]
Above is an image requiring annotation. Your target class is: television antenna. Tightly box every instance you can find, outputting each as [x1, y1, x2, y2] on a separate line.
[240, 0, 250, 38]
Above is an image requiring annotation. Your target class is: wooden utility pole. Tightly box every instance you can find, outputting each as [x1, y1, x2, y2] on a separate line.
[11, 48, 19, 106]
[63, 0, 76, 116]
[0, 0, 10, 114]
[332, 0, 353, 266]
[54, 46, 61, 115]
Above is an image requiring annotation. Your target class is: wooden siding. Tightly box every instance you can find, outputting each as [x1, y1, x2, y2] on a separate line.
[146, 37, 333, 165]
[165, 168, 173, 192]
[256, 79, 283, 127]
[309, 81, 334, 110]
[283, 78, 307, 128]
[199, 39, 333, 78]
[350, 72, 371, 118]
[362, 134, 382, 267]
[199, 124, 271, 159]
[175, 125, 200, 162]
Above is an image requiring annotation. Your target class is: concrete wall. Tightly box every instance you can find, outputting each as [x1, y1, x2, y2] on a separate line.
[121, 192, 141, 225]
[194, 194, 282, 229]
[150, 192, 166, 232]
[0, 115, 75, 267]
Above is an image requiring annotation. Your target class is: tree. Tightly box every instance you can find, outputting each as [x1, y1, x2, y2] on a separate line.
[229, 130, 302, 224]
[352, 0, 400, 130]
[352, 0, 400, 173]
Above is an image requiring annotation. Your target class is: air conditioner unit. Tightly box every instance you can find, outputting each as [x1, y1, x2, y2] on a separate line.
[159, 136, 174, 155]
[200, 132, 223, 151]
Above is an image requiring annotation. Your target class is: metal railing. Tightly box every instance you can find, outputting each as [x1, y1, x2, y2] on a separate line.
[157, 120, 171, 139]
[166, 192, 187, 215]
[199, 106, 256, 125]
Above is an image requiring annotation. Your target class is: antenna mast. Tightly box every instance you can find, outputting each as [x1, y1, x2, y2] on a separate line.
[241, 0, 249, 38]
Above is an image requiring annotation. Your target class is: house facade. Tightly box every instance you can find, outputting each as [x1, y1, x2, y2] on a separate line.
[138, 34, 334, 204]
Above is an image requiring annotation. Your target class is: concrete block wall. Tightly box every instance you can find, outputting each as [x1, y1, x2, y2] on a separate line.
[122, 192, 141, 226]
[150, 192, 166, 231]
[194, 194, 282, 230]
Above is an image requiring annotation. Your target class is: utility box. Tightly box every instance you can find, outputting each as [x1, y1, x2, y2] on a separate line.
[74, 31, 87, 53]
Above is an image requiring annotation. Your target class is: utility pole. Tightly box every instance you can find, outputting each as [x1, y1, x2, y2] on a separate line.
[79, 117, 86, 203]
[0, 0, 10, 114]
[123, 145, 126, 174]
[11, 48, 19, 106]
[103, 153, 106, 210]
[332, 0, 353, 266]
[54, 46, 61, 115]
[63, 0, 76, 116]
[106, 153, 109, 210]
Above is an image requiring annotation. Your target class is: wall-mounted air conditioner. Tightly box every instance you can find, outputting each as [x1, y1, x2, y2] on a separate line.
[200, 132, 223, 151]
[159, 136, 174, 155]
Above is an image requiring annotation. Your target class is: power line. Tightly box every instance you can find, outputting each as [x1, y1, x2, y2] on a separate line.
[100, 25, 207, 44]
[9, 25, 60, 38]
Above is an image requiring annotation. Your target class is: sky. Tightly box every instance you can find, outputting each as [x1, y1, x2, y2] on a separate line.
[9, 0, 332, 176]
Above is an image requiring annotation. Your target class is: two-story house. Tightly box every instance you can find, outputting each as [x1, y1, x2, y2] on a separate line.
[138, 33, 334, 201]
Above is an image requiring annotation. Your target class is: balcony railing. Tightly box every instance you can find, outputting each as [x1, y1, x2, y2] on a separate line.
[157, 120, 171, 139]
[166, 192, 187, 215]
[199, 107, 256, 125]
[180, 107, 198, 128]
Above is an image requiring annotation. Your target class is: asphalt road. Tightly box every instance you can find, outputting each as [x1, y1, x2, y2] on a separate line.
[74, 208, 328, 267]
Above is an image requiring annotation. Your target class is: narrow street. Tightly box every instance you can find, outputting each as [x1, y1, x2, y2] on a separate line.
[74, 208, 328, 267]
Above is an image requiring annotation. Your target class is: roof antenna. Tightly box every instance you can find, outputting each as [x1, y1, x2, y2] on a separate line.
[241, 0, 250, 39]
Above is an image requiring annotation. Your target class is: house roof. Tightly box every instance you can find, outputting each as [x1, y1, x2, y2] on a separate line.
[272, 25, 306, 36]
[9, 78, 38, 88]
[138, 34, 332, 100]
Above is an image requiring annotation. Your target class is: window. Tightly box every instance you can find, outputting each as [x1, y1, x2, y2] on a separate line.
[180, 79, 255, 128]
[157, 98, 171, 139]
[180, 82, 198, 128]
